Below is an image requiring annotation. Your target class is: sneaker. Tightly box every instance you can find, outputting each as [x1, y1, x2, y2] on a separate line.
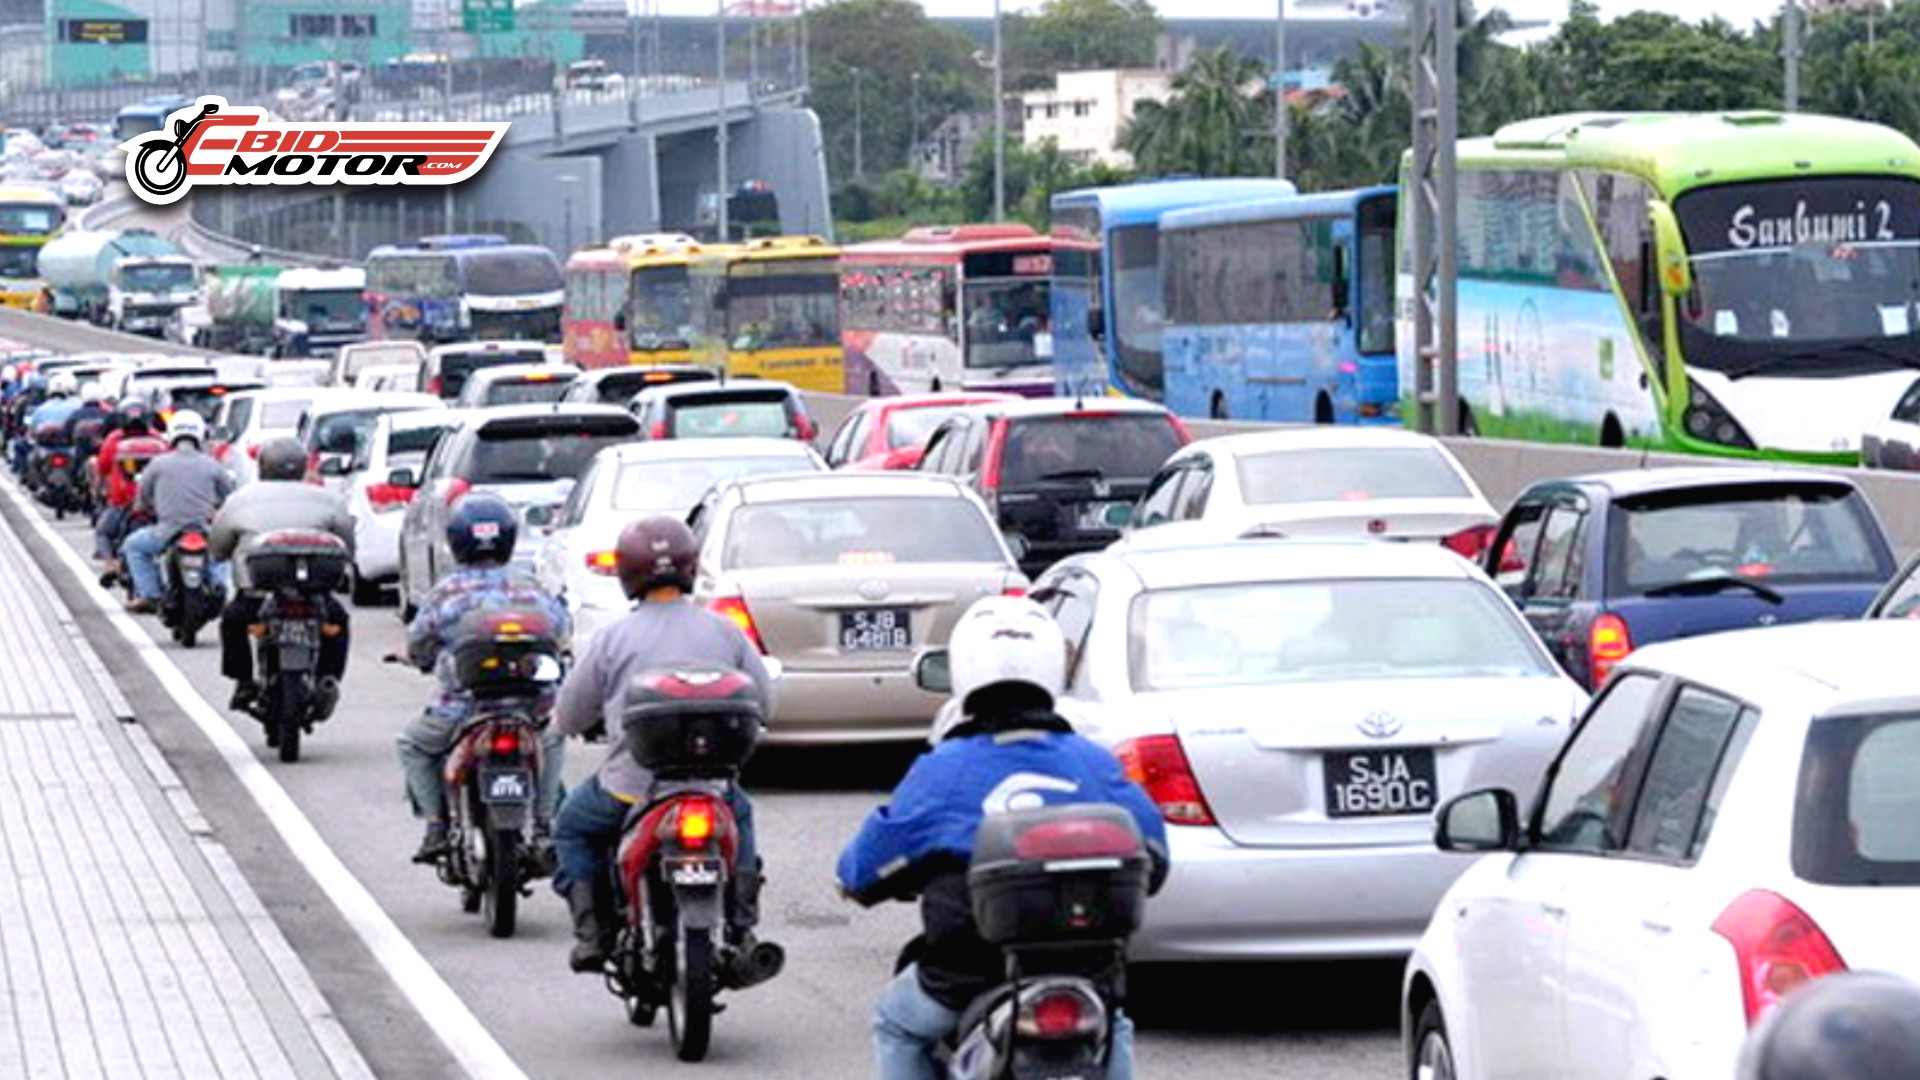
[412, 823, 451, 864]
[312, 676, 340, 721]
[228, 681, 258, 713]
[124, 597, 155, 615]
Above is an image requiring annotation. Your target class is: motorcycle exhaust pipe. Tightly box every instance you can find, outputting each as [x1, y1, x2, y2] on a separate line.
[733, 941, 785, 987]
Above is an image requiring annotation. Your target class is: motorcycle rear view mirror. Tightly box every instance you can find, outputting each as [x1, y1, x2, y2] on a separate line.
[913, 648, 951, 695]
[531, 654, 563, 683]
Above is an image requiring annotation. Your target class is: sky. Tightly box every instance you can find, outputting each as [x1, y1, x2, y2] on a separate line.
[644, 0, 1786, 23]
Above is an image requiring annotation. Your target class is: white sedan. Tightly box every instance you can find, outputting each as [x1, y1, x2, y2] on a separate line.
[1032, 538, 1587, 964]
[343, 410, 461, 604]
[533, 438, 826, 649]
[1405, 619, 1920, 1080]
[1113, 428, 1499, 559]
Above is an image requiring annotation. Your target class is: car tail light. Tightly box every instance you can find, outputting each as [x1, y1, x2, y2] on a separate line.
[247, 442, 262, 460]
[1495, 537, 1526, 575]
[442, 477, 472, 507]
[650, 420, 668, 440]
[585, 549, 619, 575]
[1441, 523, 1498, 561]
[425, 375, 441, 396]
[1589, 613, 1632, 687]
[980, 418, 1008, 491]
[708, 594, 767, 653]
[793, 413, 817, 441]
[1712, 889, 1848, 1025]
[366, 483, 414, 511]
[1167, 414, 1194, 444]
[1114, 735, 1215, 826]
[1017, 986, 1104, 1040]
[1002, 585, 1027, 597]
[489, 728, 521, 756]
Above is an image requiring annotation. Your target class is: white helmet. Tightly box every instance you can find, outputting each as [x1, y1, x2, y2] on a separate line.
[47, 372, 76, 397]
[79, 381, 104, 405]
[946, 595, 1065, 716]
[166, 408, 207, 447]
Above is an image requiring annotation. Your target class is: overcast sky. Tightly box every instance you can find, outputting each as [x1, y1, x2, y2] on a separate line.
[648, 0, 1785, 24]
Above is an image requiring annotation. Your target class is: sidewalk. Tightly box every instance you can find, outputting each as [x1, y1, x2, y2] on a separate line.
[0, 488, 374, 1080]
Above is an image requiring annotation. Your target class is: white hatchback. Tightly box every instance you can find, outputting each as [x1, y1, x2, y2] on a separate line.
[342, 410, 460, 604]
[1404, 619, 1920, 1080]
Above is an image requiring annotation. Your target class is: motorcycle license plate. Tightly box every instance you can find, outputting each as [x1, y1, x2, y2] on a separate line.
[272, 619, 320, 650]
[668, 860, 721, 886]
[479, 767, 532, 805]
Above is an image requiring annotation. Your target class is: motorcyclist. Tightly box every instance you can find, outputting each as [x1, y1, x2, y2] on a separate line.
[25, 371, 80, 435]
[397, 492, 570, 866]
[550, 515, 778, 983]
[93, 401, 168, 575]
[836, 596, 1169, 1080]
[62, 381, 113, 446]
[122, 410, 235, 614]
[209, 437, 354, 717]
[1737, 972, 1920, 1079]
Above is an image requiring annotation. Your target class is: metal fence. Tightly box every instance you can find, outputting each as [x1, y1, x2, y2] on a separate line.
[190, 187, 540, 265]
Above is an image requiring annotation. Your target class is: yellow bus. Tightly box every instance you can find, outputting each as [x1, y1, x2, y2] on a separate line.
[0, 186, 66, 312]
[687, 235, 842, 391]
[561, 233, 721, 368]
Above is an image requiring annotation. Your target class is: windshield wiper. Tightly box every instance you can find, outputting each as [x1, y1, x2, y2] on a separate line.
[1643, 572, 1785, 604]
[1035, 468, 1105, 483]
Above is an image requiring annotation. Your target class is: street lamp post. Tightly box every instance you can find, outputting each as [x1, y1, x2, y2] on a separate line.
[851, 65, 865, 179]
[1274, 0, 1288, 179]
[992, 0, 1005, 222]
[1783, 0, 1801, 111]
[910, 72, 921, 168]
[718, 0, 731, 241]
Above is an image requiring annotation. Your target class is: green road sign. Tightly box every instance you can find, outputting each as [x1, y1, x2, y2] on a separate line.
[462, 0, 514, 33]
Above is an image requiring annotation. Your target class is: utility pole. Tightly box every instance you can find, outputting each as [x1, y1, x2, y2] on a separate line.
[1274, 0, 1288, 179]
[1409, 0, 1458, 436]
[717, 0, 731, 241]
[1783, 0, 1801, 111]
[910, 72, 922, 168]
[851, 65, 865, 179]
[992, 0, 1005, 222]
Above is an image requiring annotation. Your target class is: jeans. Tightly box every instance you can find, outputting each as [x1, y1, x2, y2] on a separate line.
[551, 774, 758, 925]
[396, 710, 566, 825]
[94, 505, 125, 560]
[873, 964, 1136, 1080]
[124, 525, 230, 602]
[220, 591, 351, 685]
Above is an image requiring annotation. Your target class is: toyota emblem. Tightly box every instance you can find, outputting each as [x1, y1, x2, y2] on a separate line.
[858, 579, 891, 601]
[1357, 711, 1403, 739]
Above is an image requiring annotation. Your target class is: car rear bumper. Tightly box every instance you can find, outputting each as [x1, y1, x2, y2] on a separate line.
[764, 668, 944, 744]
[1128, 825, 1471, 963]
[354, 513, 403, 580]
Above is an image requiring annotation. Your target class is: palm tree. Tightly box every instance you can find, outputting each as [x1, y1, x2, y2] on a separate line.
[1119, 46, 1273, 178]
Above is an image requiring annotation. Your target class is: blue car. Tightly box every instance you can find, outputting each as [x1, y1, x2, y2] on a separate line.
[1485, 467, 1897, 690]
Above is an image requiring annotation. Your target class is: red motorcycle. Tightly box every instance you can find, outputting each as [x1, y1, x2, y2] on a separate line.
[604, 668, 783, 1062]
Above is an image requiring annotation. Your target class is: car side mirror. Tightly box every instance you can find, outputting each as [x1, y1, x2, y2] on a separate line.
[524, 504, 555, 528]
[913, 648, 951, 695]
[1649, 199, 1692, 297]
[1434, 789, 1521, 852]
[386, 466, 419, 489]
[1102, 503, 1134, 530]
[317, 454, 351, 477]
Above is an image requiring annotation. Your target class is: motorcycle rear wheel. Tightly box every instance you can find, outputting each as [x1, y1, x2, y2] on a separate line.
[275, 680, 302, 763]
[482, 827, 519, 939]
[669, 927, 714, 1062]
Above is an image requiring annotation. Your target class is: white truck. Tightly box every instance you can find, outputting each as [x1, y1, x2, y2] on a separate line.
[37, 228, 200, 335]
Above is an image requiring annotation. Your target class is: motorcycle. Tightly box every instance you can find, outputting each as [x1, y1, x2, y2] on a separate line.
[241, 529, 350, 763]
[434, 607, 561, 938]
[160, 523, 223, 647]
[602, 667, 784, 1062]
[35, 443, 84, 519]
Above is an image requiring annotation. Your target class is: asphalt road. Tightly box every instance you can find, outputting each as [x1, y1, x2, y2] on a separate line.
[14, 495, 1405, 1078]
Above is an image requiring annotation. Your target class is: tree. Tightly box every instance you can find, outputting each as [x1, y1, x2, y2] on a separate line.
[1119, 47, 1274, 179]
[806, 0, 984, 185]
[1004, 0, 1163, 91]
[960, 137, 1130, 227]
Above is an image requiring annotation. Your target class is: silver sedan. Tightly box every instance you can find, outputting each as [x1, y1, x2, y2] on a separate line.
[1032, 538, 1588, 963]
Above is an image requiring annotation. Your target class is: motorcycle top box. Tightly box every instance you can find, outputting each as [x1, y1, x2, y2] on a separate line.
[451, 608, 562, 700]
[243, 528, 351, 591]
[968, 804, 1150, 947]
[621, 668, 761, 777]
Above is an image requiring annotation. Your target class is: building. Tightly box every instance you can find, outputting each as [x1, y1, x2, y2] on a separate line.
[916, 110, 991, 186]
[1019, 69, 1172, 169]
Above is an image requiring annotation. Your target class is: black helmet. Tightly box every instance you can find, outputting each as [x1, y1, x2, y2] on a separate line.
[615, 515, 698, 600]
[1738, 972, 1920, 1080]
[257, 437, 308, 482]
[447, 492, 518, 566]
[118, 400, 151, 433]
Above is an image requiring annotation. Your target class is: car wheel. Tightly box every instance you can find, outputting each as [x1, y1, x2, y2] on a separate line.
[1411, 1000, 1455, 1080]
[397, 551, 417, 623]
[350, 565, 384, 607]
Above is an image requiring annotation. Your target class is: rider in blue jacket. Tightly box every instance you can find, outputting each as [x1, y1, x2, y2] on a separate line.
[837, 596, 1168, 1080]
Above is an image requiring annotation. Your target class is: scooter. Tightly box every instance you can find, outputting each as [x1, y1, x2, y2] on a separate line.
[159, 523, 223, 647]
[241, 529, 351, 763]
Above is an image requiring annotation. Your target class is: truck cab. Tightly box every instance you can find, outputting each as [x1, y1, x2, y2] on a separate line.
[108, 254, 199, 336]
[273, 267, 369, 358]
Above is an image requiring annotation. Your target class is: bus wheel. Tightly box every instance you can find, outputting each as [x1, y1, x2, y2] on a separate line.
[867, 370, 881, 397]
[1314, 393, 1334, 425]
[1459, 405, 1479, 437]
[1600, 415, 1625, 449]
[1210, 392, 1228, 420]
[929, 378, 942, 392]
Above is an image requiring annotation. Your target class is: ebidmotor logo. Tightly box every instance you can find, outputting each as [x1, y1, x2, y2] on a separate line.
[119, 96, 508, 206]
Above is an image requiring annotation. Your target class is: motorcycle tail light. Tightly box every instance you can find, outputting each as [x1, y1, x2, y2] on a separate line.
[49, 453, 68, 468]
[1017, 985, 1104, 1040]
[489, 728, 521, 756]
[659, 797, 723, 850]
[176, 531, 208, 553]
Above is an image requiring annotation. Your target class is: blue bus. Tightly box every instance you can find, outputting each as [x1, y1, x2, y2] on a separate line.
[1159, 186, 1399, 422]
[365, 236, 565, 344]
[114, 97, 194, 142]
[1050, 178, 1297, 400]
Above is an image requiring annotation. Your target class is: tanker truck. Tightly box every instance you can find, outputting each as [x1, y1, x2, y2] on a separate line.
[37, 228, 199, 334]
[202, 264, 368, 358]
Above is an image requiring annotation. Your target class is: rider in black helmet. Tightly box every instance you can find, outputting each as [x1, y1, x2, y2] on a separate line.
[1738, 972, 1920, 1080]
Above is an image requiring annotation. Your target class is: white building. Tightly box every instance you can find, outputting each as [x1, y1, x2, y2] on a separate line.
[1020, 69, 1173, 169]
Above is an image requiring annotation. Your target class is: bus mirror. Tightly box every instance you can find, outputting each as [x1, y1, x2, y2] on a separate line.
[1649, 200, 1692, 297]
[1088, 307, 1105, 341]
[612, 311, 626, 332]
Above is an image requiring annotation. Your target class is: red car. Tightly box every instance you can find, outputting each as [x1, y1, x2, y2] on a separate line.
[823, 392, 1019, 471]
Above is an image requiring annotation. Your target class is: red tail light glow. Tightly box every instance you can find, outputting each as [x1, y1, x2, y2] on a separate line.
[1115, 735, 1214, 826]
[48, 453, 68, 468]
[1002, 586, 1027, 597]
[426, 376, 441, 396]
[489, 729, 521, 756]
[676, 801, 715, 848]
[585, 550, 619, 575]
[1019, 988, 1102, 1040]
[1011, 818, 1139, 861]
[1441, 523, 1499, 561]
[1167, 415, 1194, 444]
[649, 420, 668, 440]
[980, 419, 1009, 490]
[1712, 889, 1848, 1024]
[442, 477, 473, 507]
[366, 483, 415, 511]
[708, 595, 767, 653]
[1589, 613, 1632, 687]
[247, 442, 262, 460]
[176, 531, 208, 553]
[793, 414, 817, 441]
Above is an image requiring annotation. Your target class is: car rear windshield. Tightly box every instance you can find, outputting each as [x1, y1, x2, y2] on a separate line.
[483, 377, 575, 407]
[1000, 414, 1183, 486]
[590, 369, 716, 405]
[1129, 578, 1552, 692]
[310, 407, 414, 456]
[1794, 712, 1920, 885]
[672, 394, 794, 439]
[886, 404, 975, 450]
[724, 496, 1005, 569]
[613, 455, 815, 513]
[468, 417, 638, 483]
[168, 385, 257, 420]
[1237, 447, 1472, 504]
[260, 398, 313, 430]
[438, 350, 547, 396]
[1609, 482, 1888, 594]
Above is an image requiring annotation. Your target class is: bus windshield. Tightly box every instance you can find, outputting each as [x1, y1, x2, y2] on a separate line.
[370, 255, 458, 297]
[1110, 224, 1165, 397]
[0, 204, 61, 235]
[114, 112, 164, 142]
[463, 252, 563, 297]
[1677, 177, 1920, 373]
[963, 279, 1049, 369]
[726, 266, 839, 350]
[631, 265, 692, 349]
[0, 247, 38, 278]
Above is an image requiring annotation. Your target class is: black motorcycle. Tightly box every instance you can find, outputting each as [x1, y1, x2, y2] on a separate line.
[241, 529, 350, 763]
[160, 524, 223, 647]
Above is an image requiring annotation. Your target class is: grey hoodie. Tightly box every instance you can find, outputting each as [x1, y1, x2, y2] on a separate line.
[210, 480, 355, 590]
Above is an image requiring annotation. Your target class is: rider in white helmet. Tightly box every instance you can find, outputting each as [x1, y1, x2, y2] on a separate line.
[837, 596, 1169, 1080]
[122, 409, 234, 613]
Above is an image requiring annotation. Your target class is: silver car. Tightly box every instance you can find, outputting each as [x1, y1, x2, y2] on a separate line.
[690, 472, 1028, 744]
[1033, 538, 1587, 963]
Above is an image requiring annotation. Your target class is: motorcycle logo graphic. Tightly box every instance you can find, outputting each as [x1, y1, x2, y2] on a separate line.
[120, 96, 509, 206]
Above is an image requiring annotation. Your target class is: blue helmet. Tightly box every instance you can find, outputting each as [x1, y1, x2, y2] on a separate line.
[446, 492, 517, 566]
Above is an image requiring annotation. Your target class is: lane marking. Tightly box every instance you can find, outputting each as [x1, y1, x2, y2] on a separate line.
[0, 479, 531, 1080]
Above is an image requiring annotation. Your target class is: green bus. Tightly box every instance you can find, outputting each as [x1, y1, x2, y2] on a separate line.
[1397, 111, 1920, 463]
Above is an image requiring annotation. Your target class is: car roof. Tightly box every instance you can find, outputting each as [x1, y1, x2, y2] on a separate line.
[633, 378, 797, 401]
[1623, 620, 1920, 712]
[468, 402, 637, 430]
[381, 409, 460, 432]
[230, 385, 356, 403]
[1182, 427, 1455, 457]
[948, 397, 1175, 422]
[578, 364, 713, 384]
[728, 471, 968, 503]
[465, 363, 582, 383]
[307, 391, 444, 415]
[599, 437, 818, 464]
[863, 391, 1021, 413]
[1542, 465, 1861, 497]
[429, 339, 550, 357]
[1083, 537, 1483, 590]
